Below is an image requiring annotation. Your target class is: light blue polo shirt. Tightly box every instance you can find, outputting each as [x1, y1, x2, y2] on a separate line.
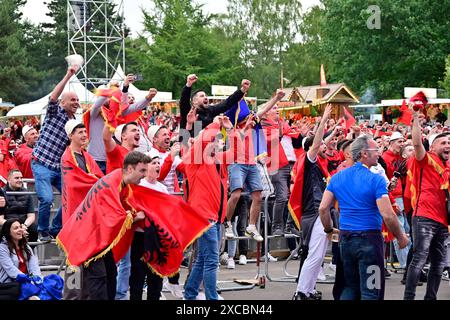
[326, 162, 388, 231]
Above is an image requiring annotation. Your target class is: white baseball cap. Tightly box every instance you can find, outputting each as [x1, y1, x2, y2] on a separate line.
[389, 131, 404, 142]
[22, 125, 34, 137]
[114, 124, 126, 142]
[429, 133, 450, 146]
[145, 148, 161, 160]
[64, 119, 82, 136]
[147, 125, 165, 143]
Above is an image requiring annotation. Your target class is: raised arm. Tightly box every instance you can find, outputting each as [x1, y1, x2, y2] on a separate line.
[208, 79, 250, 116]
[102, 125, 116, 153]
[50, 65, 79, 103]
[122, 88, 157, 116]
[256, 89, 285, 118]
[180, 74, 197, 129]
[411, 105, 426, 161]
[308, 104, 332, 161]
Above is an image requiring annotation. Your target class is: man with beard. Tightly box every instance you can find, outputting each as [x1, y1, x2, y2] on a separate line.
[404, 108, 450, 300]
[324, 126, 344, 175]
[179, 74, 251, 132]
[15, 126, 39, 179]
[290, 104, 334, 300]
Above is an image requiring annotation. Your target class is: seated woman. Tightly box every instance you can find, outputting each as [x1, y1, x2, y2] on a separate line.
[0, 218, 41, 285]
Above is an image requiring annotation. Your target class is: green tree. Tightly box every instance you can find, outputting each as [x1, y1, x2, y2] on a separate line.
[0, 0, 43, 104]
[127, 0, 244, 98]
[320, 0, 450, 100]
[225, 0, 303, 98]
[439, 55, 450, 97]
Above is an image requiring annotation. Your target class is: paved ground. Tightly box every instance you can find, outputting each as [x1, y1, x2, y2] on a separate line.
[160, 257, 450, 300]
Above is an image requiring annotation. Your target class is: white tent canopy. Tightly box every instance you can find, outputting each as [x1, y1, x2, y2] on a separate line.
[6, 75, 95, 118]
[111, 65, 174, 102]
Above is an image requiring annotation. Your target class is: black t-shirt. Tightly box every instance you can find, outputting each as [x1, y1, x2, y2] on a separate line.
[74, 152, 88, 173]
[301, 154, 327, 217]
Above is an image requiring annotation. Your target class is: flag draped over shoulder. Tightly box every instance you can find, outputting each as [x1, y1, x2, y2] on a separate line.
[288, 151, 330, 229]
[61, 147, 104, 224]
[128, 185, 211, 277]
[57, 169, 135, 267]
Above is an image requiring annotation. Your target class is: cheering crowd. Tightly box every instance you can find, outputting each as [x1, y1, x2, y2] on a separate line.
[0, 64, 449, 301]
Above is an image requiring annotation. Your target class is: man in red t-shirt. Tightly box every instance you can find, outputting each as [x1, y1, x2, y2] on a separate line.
[404, 108, 450, 300]
[102, 121, 140, 173]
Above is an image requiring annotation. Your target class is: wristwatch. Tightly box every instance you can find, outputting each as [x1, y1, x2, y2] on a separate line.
[324, 227, 333, 234]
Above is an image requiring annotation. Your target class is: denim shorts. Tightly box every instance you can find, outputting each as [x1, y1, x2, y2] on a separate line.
[228, 164, 263, 193]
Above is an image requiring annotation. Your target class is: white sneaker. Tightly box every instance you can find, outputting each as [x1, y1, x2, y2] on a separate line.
[245, 225, 263, 242]
[195, 291, 206, 300]
[260, 253, 278, 262]
[328, 262, 337, 273]
[227, 257, 235, 269]
[218, 294, 225, 300]
[164, 281, 184, 299]
[317, 267, 327, 281]
[220, 252, 229, 265]
[160, 292, 167, 300]
[238, 255, 247, 265]
[225, 222, 235, 239]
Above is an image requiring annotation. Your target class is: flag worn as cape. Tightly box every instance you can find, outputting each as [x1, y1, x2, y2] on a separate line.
[61, 147, 104, 224]
[397, 100, 413, 126]
[57, 169, 136, 267]
[128, 185, 211, 277]
[288, 151, 330, 229]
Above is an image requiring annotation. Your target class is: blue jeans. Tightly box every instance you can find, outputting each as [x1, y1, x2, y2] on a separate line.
[115, 248, 131, 300]
[31, 160, 62, 236]
[340, 231, 385, 300]
[404, 216, 448, 300]
[184, 223, 220, 300]
[392, 198, 412, 268]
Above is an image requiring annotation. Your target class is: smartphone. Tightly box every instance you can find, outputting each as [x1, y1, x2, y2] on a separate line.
[134, 73, 143, 81]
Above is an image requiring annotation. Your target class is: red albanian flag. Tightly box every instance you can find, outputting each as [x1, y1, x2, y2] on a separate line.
[96, 87, 143, 131]
[288, 152, 330, 229]
[128, 185, 212, 277]
[397, 100, 413, 126]
[343, 107, 356, 130]
[409, 91, 428, 111]
[61, 146, 104, 224]
[57, 169, 136, 267]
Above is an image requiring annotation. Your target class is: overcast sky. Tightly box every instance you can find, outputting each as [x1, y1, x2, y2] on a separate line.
[22, 0, 320, 37]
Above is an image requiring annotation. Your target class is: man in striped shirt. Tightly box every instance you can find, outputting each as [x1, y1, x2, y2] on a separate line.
[31, 65, 79, 241]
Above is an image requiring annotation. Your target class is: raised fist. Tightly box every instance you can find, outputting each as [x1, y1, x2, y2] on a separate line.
[146, 88, 158, 100]
[241, 79, 251, 93]
[276, 89, 285, 100]
[186, 74, 198, 87]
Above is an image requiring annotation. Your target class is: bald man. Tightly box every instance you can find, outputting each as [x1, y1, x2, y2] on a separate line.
[31, 65, 80, 241]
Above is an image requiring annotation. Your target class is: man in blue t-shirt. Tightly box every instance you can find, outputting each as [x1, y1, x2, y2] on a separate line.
[319, 134, 409, 300]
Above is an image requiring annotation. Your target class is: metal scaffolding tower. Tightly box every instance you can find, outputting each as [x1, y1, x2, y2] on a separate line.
[67, 0, 125, 99]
